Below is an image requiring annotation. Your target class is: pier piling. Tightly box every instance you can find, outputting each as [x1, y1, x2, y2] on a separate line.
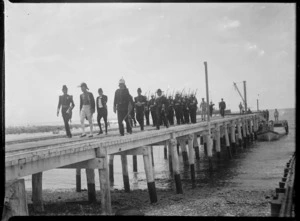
[109, 155, 114, 183]
[215, 126, 221, 159]
[206, 134, 213, 169]
[188, 134, 196, 188]
[96, 147, 112, 215]
[242, 119, 247, 148]
[133, 155, 138, 172]
[180, 139, 189, 163]
[143, 146, 158, 203]
[230, 121, 237, 154]
[193, 134, 200, 160]
[151, 146, 154, 167]
[224, 123, 232, 159]
[86, 169, 96, 203]
[237, 120, 243, 148]
[168, 141, 173, 174]
[121, 154, 130, 193]
[76, 169, 81, 192]
[32, 172, 44, 212]
[164, 141, 168, 159]
[170, 137, 183, 194]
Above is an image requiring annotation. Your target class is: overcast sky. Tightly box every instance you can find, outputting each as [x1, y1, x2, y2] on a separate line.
[5, 2, 295, 126]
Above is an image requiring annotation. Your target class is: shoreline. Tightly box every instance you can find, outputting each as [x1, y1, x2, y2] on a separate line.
[26, 184, 273, 216]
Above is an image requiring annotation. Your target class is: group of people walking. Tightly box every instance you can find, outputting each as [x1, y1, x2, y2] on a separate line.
[57, 78, 228, 138]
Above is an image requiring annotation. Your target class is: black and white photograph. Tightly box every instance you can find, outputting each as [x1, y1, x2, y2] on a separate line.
[3, 1, 296, 217]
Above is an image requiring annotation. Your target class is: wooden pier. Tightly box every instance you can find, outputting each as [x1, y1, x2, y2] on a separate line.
[4, 113, 263, 217]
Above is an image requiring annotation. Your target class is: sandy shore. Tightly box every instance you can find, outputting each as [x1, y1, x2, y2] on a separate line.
[26, 183, 273, 216]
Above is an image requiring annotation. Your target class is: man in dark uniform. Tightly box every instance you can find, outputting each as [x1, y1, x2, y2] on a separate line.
[113, 78, 133, 136]
[174, 93, 184, 125]
[79, 82, 95, 137]
[96, 88, 108, 135]
[188, 94, 198, 123]
[182, 96, 190, 124]
[134, 88, 147, 131]
[219, 98, 226, 118]
[149, 94, 157, 127]
[155, 89, 169, 130]
[167, 95, 174, 126]
[57, 85, 75, 138]
[209, 101, 215, 117]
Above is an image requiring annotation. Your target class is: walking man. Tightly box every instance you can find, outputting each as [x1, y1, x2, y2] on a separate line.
[274, 109, 279, 122]
[219, 98, 226, 118]
[188, 94, 198, 123]
[79, 82, 95, 137]
[155, 89, 169, 130]
[57, 85, 75, 138]
[209, 101, 215, 118]
[239, 102, 243, 114]
[149, 94, 157, 127]
[134, 88, 147, 131]
[96, 88, 108, 135]
[200, 98, 207, 121]
[113, 78, 133, 136]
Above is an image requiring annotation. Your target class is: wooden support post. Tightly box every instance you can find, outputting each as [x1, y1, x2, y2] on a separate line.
[193, 134, 200, 160]
[3, 179, 29, 221]
[151, 146, 154, 167]
[206, 134, 213, 169]
[168, 141, 173, 174]
[245, 119, 250, 143]
[133, 155, 138, 172]
[143, 146, 158, 203]
[96, 147, 112, 215]
[188, 134, 196, 188]
[216, 126, 221, 159]
[121, 154, 130, 193]
[237, 120, 243, 148]
[164, 141, 168, 159]
[76, 169, 81, 192]
[177, 143, 180, 155]
[254, 116, 258, 140]
[170, 137, 183, 194]
[86, 169, 96, 203]
[32, 172, 44, 212]
[203, 135, 208, 156]
[109, 155, 114, 184]
[230, 121, 236, 154]
[249, 119, 254, 141]
[242, 119, 247, 148]
[180, 139, 189, 163]
[224, 123, 232, 159]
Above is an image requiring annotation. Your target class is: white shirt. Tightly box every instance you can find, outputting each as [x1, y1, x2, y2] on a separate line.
[98, 96, 103, 108]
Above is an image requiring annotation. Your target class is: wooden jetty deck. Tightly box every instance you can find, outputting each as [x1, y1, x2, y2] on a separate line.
[4, 113, 264, 216]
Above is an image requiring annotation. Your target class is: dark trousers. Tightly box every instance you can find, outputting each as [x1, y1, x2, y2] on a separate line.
[97, 108, 108, 133]
[131, 111, 137, 126]
[189, 108, 197, 123]
[136, 110, 145, 131]
[220, 108, 225, 117]
[62, 110, 71, 137]
[117, 110, 132, 136]
[150, 110, 157, 126]
[175, 109, 184, 125]
[145, 110, 150, 126]
[183, 110, 190, 124]
[209, 107, 213, 117]
[156, 108, 168, 129]
[168, 109, 174, 125]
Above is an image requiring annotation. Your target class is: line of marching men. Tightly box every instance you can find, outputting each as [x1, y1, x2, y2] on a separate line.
[57, 78, 227, 138]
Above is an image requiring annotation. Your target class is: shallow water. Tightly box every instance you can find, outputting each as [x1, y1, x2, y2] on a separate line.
[20, 108, 295, 193]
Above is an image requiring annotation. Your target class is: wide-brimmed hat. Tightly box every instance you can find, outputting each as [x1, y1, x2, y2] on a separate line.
[78, 82, 89, 90]
[156, 89, 163, 93]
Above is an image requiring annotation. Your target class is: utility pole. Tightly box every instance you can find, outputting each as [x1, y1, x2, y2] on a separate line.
[243, 81, 247, 112]
[204, 61, 213, 169]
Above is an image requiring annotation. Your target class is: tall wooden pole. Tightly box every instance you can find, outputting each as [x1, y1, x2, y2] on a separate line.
[243, 81, 247, 112]
[204, 62, 213, 169]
